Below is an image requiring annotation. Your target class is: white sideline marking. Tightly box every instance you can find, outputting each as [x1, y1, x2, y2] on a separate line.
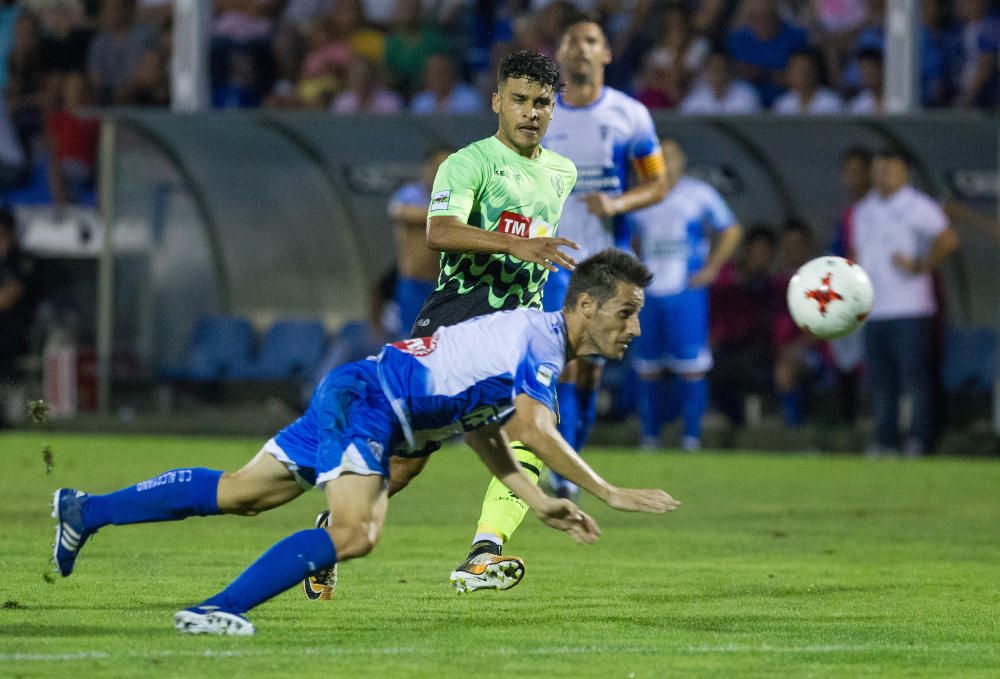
[1, 642, 986, 663]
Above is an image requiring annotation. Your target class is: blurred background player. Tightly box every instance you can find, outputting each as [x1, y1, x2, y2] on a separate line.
[387, 146, 450, 335]
[537, 13, 668, 497]
[631, 139, 742, 451]
[829, 147, 873, 425]
[853, 148, 959, 457]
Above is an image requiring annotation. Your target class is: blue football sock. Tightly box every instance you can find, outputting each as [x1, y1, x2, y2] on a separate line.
[637, 377, 664, 441]
[663, 374, 683, 424]
[555, 382, 578, 450]
[681, 377, 708, 441]
[575, 387, 597, 450]
[202, 528, 337, 614]
[81, 468, 222, 531]
[779, 389, 804, 428]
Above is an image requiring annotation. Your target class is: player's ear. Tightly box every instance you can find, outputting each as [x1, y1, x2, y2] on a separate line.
[576, 292, 597, 319]
[491, 89, 501, 114]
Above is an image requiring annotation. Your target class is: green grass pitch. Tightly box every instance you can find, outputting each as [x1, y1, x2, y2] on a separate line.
[2, 432, 999, 677]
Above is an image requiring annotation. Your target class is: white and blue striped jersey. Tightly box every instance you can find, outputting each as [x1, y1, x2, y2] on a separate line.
[376, 308, 566, 451]
[542, 87, 660, 257]
[632, 176, 736, 297]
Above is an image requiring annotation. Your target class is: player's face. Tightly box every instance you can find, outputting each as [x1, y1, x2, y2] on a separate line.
[584, 282, 644, 360]
[872, 157, 908, 195]
[557, 22, 611, 84]
[493, 77, 556, 156]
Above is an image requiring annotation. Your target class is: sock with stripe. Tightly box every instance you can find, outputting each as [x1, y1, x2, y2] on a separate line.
[472, 443, 543, 546]
[81, 468, 223, 531]
[201, 528, 337, 613]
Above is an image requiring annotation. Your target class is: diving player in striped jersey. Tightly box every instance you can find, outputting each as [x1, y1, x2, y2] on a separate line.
[51, 250, 679, 635]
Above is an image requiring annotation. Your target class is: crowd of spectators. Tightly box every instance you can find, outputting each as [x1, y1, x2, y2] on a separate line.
[0, 0, 997, 199]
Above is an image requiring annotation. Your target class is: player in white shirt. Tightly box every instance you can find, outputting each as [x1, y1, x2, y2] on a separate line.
[538, 13, 668, 497]
[772, 49, 844, 114]
[852, 148, 959, 456]
[631, 140, 743, 450]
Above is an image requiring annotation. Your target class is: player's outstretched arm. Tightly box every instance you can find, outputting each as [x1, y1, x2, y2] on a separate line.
[427, 216, 579, 272]
[507, 393, 681, 514]
[465, 423, 599, 544]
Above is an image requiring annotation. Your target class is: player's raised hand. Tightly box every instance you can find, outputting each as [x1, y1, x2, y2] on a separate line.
[535, 498, 600, 544]
[605, 487, 680, 514]
[509, 236, 580, 272]
[583, 192, 620, 218]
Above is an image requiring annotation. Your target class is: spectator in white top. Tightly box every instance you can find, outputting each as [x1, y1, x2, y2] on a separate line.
[852, 148, 959, 457]
[410, 53, 484, 114]
[772, 48, 844, 114]
[847, 48, 885, 114]
[330, 55, 403, 114]
[680, 50, 762, 114]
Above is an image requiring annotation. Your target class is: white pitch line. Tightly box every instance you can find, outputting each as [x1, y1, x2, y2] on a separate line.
[1, 642, 989, 663]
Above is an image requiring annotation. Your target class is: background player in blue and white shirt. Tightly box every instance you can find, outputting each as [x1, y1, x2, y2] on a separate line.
[51, 250, 678, 636]
[632, 139, 743, 451]
[388, 147, 451, 335]
[538, 13, 668, 497]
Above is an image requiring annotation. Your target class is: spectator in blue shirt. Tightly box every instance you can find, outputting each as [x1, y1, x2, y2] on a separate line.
[726, 0, 808, 107]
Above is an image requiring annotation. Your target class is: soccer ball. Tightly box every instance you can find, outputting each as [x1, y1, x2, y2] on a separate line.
[786, 256, 874, 339]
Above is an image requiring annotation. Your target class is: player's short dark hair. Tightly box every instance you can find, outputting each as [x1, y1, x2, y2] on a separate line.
[874, 146, 910, 164]
[857, 48, 884, 64]
[424, 145, 453, 160]
[841, 146, 873, 165]
[565, 249, 653, 308]
[562, 9, 604, 34]
[497, 50, 563, 93]
[745, 224, 777, 247]
[0, 207, 15, 234]
[782, 216, 814, 242]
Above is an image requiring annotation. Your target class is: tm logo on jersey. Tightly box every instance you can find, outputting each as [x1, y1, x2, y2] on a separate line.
[498, 211, 532, 238]
[391, 336, 438, 357]
[429, 190, 451, 212]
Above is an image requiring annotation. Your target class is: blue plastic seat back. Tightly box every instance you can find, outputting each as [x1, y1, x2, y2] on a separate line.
[251, 320, 327, 379]
[942, 327, 996, 393]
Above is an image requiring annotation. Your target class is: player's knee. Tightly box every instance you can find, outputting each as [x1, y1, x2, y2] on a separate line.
[216, 471, 268, 516]
[679, 371, 706, 381]
[326, 520, 381, 559]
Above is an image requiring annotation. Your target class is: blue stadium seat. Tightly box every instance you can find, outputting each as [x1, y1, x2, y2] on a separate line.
[942, 327, 996, 393]
[161, 315, 255, 382]
[245, 320, 327, 380]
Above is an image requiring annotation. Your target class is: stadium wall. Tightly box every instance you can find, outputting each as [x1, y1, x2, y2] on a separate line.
[101, 112, 997, 379]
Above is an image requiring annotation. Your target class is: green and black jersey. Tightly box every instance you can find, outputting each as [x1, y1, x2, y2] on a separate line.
[425, 136, 577, 312]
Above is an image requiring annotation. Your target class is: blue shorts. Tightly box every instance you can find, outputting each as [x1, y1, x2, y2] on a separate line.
[396, 277, 436, 339]
[542, 266, 571, 312]
[634, 288, 713, 375]
[265, 360, 397, 487]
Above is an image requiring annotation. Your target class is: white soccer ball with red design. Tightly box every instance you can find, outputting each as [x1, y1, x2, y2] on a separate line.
[786, 256, 874, 339]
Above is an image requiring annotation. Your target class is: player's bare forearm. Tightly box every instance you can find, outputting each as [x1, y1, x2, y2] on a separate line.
[465, 425, 551, 511]
[697, 224, 743, 284]
[426, 216, 518, 255]
[390, 204, 430, 228]
[925, 227, 959, 270]
[615, 172, 669, 215]
[427, 216, 579, 271]
[508, 394, 680, 514]
[468, 425, 601, 544]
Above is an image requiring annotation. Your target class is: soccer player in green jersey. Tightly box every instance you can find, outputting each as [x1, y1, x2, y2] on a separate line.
[304, 49, 582, 600]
